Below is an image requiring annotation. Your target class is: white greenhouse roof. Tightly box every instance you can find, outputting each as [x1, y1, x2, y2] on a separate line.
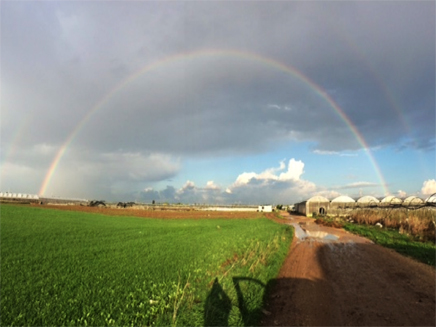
[381, 195, 402, 203]
[0, 192, 39, 199]
[331, 195, 355, 203]
[357, 196, 379, 203]
[425, 194, 436, 203]
[403, 196, 424, 205]
[307, 195, 330, 203]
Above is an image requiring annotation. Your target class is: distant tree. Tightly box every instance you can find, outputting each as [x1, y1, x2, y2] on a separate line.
[152, 200, 155, 205]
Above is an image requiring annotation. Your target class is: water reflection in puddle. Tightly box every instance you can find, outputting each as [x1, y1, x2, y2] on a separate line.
[291, 223, 339, 242]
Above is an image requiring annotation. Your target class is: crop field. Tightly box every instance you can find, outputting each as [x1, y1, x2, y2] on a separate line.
[0, 204, 293, 326]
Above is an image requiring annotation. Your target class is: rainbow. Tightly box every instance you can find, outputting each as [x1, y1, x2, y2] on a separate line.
[341, 34, 412, 136]
[1, 114, 33, 178]
[38, 48, 390, 196]
[325, 18, 411, 136]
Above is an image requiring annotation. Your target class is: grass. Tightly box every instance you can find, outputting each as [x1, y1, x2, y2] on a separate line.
[314, 210, 436, 267]
[271, 210, 285, 220]
[0, 204, 292, 326]
[343, 223, 436, 267]
[347, 208, 436, 242]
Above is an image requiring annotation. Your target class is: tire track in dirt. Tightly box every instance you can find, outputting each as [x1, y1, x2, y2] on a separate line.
[262, 213, 435, 326]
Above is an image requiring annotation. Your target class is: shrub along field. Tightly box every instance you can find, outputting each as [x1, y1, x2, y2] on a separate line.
[347, 208, 436, 242]
[314, 209, 436, 267]
[1, 204, 292, 326]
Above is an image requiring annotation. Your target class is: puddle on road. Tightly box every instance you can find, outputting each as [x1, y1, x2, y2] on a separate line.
[291, 223, 339, 242]
[306, 230, 339, 241]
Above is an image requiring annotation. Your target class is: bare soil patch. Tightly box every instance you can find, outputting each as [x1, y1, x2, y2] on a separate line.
[31, 204, 264, 219]
[262, 213, 436, 326]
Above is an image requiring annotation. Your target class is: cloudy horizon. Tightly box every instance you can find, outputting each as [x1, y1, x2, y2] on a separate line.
[1, 1, 435, 204]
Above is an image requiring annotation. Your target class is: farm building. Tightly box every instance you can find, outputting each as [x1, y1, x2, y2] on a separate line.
[329, 195, 355, 216]
[295, 195, 330, 217]
[403, 196, 424, 207]
[380, 195, 403, 206]
[331, 195, 355, 206]
[258, 205, 272, 212]
[425, 194, 436, 203]
[0, 192, 39, 199]
[357, 195, 379, 207]
[0, 192, 40, 204]
[293, 193, 434, 218]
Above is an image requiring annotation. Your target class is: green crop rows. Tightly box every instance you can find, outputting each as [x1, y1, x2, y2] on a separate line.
[1, 204, 293, 326]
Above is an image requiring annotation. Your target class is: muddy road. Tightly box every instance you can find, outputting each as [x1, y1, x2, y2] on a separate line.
[262, 213, 436, 326]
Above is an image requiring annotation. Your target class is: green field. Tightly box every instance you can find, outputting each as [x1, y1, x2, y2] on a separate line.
[0, 204, 292, 326]
[344, 223, 436, 266]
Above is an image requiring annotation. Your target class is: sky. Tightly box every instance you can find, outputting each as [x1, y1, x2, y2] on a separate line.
[1, 1, 435, 204]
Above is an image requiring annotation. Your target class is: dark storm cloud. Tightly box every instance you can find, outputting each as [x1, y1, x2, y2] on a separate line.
[2, 1, 434, 199]
[74, 57, 331, 154]
[4, 1, 433, 152]
[137, 181, 227, 204]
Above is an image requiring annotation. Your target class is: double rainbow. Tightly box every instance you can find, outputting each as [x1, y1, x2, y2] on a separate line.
[38, 49, 389, 196]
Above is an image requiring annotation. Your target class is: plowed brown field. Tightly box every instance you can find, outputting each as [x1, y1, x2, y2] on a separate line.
[31, 204, 264, 219]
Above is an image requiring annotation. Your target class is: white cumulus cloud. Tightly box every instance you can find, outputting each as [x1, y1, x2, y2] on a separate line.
[421, 179, 436, 196]
[397, 190, 407, 198]
[232, 159, 304, 188]
[227, 158, 317, 204]
[175, 180, 224, 203]
[205, 181, 220, 190]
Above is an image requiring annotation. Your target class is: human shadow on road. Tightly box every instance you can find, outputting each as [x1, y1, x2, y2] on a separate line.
[232, 277, 267, 326]
[204, 278, 232, 326]
[203, 276, 271, 326]
[204, 241, 435, 326]
[315, 242, 436, 326]
[204, 273, 349, 326]
[203, 275, 317, 326]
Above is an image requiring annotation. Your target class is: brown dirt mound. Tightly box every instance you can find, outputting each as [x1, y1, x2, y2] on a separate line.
[314, 217, 344, 228]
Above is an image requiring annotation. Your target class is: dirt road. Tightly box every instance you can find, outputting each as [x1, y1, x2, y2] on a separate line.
[262, 213, 436, 326]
